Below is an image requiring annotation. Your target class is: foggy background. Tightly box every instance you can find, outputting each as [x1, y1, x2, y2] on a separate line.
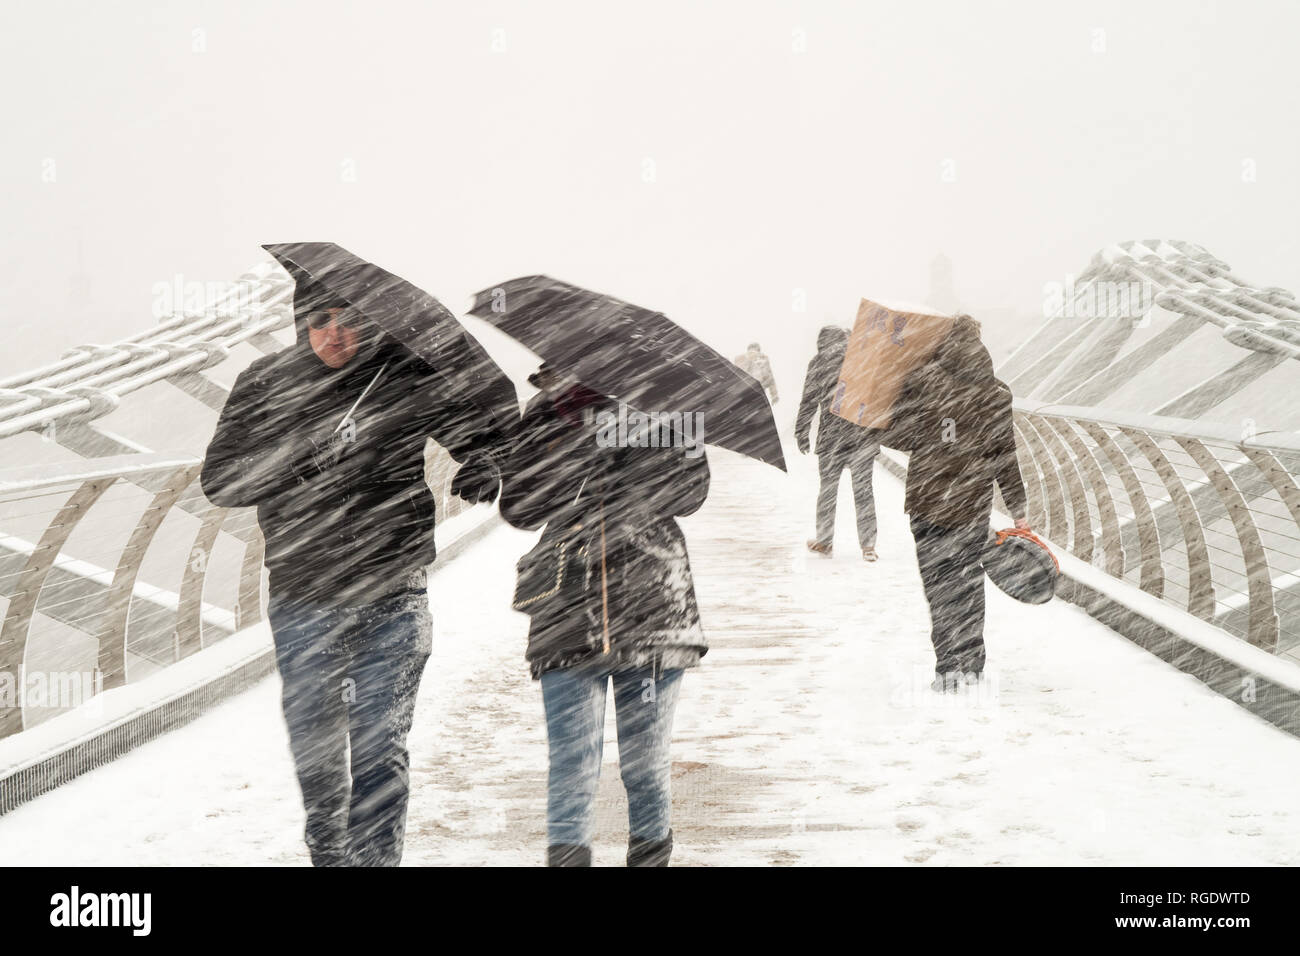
[3, 0, 1297, 430]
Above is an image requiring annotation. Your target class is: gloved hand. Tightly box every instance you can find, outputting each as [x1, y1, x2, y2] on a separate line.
[796, 433, 810, 456]
[451, 455, 501, 505]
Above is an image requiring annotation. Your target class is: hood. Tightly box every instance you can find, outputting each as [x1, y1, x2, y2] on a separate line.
[287, 270, 340, 346]
[933, 315, 996, 384]
[817, 325, 849, 353]
[263, 243, 357, 346]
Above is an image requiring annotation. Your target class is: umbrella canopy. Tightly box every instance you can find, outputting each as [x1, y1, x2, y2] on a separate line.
[263, 242, 518, 439]
[467, 276, 785, 470]
[982, 529, 1059, 605]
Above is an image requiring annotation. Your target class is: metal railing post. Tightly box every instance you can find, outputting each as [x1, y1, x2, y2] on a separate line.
[0, 477, 116, 736]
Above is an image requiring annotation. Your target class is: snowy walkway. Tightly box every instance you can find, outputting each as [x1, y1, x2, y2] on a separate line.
[3, 452, 1300, 866]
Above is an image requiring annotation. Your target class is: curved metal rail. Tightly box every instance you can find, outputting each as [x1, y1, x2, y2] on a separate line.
[1013, 400, 1300, 658]
[0, 442, 469, 739]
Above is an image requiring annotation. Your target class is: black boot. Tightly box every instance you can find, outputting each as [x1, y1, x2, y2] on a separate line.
[627, 829, 673, 867]
[547, 844, 592, 867]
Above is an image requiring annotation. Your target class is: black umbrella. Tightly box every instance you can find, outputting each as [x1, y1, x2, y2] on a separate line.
[982, 528, 1059, 605]
[467, 276, 785, 471]
[262, 242, 519, 438]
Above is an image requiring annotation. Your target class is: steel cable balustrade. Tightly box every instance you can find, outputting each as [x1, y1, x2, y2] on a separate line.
[0, 454, 259, 738]
[1012, 400, 1300, 663]
[0, 440, 472, 741]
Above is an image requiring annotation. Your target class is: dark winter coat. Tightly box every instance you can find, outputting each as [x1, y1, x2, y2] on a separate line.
[200, 288, 515, 609]
[499, 388, 710, 679]
[878, 318, 1028, 528]
[796, 326, 881, 458]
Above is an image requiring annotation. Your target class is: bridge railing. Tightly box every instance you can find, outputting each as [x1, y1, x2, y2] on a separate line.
[0, 454, 260, 738]
[0, 441, 470, 740]
[1012, 400, 1300, 660]
[0, 264, 296, 441]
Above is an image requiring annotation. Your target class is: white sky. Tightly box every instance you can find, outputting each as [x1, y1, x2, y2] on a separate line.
[3, 0, 1297, 395]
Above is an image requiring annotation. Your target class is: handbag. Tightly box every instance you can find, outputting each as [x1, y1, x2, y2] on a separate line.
[513, 522, 589, 613]
[981, 527, 1059, 605]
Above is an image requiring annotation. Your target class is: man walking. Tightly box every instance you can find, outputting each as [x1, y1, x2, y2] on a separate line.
[878, 315, 1029, 689]
[796, 326, 880, 561]
[201, 274, 513, 866]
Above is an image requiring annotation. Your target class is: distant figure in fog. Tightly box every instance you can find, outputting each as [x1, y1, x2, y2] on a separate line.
[735, 342, 778, 405]
[796, 325, 880, 561]
[500, 363, 710, 867]
[878, 314, 1029, 692]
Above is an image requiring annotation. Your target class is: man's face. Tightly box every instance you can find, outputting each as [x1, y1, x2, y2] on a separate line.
[307, 307, 361, 368]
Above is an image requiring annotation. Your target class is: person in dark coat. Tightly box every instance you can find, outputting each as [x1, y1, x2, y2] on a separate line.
[200, 277, 513, 866]
[499, 365, 710, 867]
[878, 315, 1029, 690]
[796, 325, 882, 560]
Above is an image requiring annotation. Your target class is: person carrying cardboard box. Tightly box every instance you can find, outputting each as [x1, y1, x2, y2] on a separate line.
[834, 303, 1030, 690]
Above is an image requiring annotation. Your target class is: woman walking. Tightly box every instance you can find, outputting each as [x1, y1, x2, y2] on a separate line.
[499, 365, 711, 866]
[880, 315, 1030, 691]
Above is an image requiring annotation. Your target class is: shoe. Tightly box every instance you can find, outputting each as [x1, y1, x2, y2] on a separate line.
[627, 829, 673, 867]
[930, 671, 963, 694]
[547, 844, 593, 867]
[930, 670, 983, 693]
[807, 539, 832, 556]
[863, 548, 878, 562]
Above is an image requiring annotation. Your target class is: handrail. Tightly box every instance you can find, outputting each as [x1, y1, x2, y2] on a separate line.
[1012, 399, 1300, 658]
[0, 442, 470, 739]
[0, 454, 260, 737]
[0, 274, 295, 440]
[0, 453, 203, 494]
[0, 264, 288, 390]
[1014, 399, 1300, 451]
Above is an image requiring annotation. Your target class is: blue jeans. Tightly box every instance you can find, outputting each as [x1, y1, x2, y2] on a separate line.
[540, 663, 684, 847]
[267, 586, 432, 867]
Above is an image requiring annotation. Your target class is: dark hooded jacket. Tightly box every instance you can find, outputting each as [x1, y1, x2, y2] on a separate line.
[200, 277, 516, 608]
[499, 386, 710, 678]
[878, 316, 1027, 528]
[796, 325, 881, 458]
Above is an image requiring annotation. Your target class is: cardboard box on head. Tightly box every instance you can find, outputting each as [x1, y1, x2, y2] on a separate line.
[830, 298, 955, 429]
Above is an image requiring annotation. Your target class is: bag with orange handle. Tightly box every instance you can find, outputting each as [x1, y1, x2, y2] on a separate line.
[981, 527, 1059, 605]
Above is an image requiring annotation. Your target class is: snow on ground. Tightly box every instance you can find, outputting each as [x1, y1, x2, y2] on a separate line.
[2, 450, 1300, 866]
